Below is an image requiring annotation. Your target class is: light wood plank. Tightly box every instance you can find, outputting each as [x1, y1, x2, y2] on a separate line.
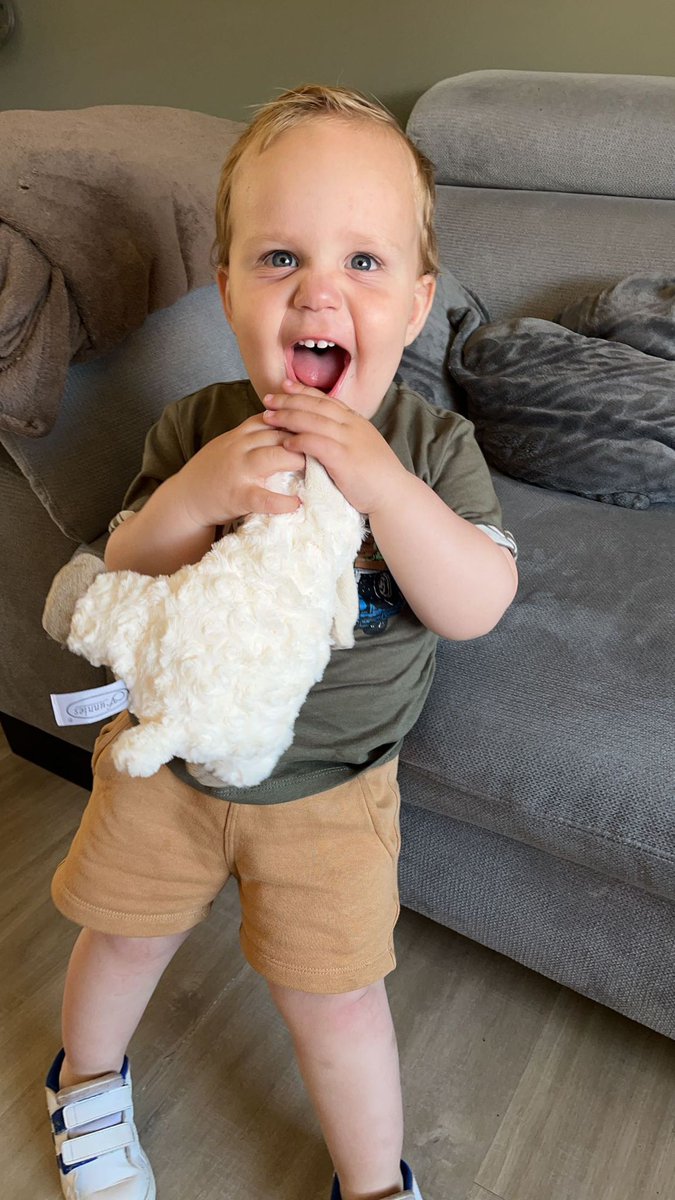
[476, 989, 675, 1200]
[386, 913, 558, 1200]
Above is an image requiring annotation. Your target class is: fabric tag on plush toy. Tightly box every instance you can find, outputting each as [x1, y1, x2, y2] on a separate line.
[50, 681, 129, 726]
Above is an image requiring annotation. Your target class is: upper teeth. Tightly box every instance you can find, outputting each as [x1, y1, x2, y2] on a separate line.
[297, 339, 335, 349]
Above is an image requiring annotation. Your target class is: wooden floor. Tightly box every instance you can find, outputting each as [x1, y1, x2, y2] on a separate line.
[2, 733, 674, 1200]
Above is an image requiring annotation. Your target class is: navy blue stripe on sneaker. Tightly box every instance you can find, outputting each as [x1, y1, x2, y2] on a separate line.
[401, 1160, 414, 1189]
[331, 1160, 415, 1198]
[46, 1048, 66, 1092]
[46, 1050, 130, 1095]
[58, 1153, 97, 1176]
[52, 1108, 66, 1134]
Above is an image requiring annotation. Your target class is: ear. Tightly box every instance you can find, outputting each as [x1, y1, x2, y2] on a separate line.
[216, 266, 235, 327]
[404, 273, 436, 347]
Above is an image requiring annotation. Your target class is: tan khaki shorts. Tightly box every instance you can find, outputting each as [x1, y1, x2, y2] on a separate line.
[52, 711, 401, 993]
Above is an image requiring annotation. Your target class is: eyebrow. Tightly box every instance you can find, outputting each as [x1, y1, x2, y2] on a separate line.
[346, 231, 405, 252]
[240, 230, 406, 255]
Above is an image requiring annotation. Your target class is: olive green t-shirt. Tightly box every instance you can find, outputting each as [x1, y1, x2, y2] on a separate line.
[120, 379, 506, 804]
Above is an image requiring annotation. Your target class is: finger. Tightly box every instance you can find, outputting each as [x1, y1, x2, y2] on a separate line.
[241, 427, 306, 460]
[263, 407, 347, 440]
[263, 390, 324, 412]
[238, 412, 288, 436]
[280, 378, 328, 400]
[281, 433, 346, 471]
[235, 420, 293, 446]
[249, 444, 306, 474]
[245, 410, 324, 443]
[281, 378, 353, 415]
[247, 487, 302, 516]
[264, 388, 345, 416]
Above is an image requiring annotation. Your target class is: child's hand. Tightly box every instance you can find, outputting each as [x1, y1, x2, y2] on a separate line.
[175, 413, 307, 526]
[262, 380, 406, 515]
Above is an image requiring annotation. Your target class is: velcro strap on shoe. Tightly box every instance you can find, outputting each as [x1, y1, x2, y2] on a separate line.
[59, 1122, 134, 1167]
[61, 1083, 131, 1130]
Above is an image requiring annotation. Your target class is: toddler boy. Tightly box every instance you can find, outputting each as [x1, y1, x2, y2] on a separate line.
[45, 85, 518, 1200]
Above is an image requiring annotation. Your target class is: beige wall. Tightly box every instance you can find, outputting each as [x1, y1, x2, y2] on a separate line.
[1, 0, 674, 124]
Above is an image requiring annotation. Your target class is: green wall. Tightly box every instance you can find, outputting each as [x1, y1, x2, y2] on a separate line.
[1, 0, 674, 124]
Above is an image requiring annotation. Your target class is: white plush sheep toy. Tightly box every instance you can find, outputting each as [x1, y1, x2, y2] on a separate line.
[44, 457, 364, 787]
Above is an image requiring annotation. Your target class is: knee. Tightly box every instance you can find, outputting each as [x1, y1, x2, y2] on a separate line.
[80, 926, 188, 969]
[268, 978, 388, 1036]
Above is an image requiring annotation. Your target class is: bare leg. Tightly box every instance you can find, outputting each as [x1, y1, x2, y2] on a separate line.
[269, 978, 404, 1200]
[60, 927, 190, 1087]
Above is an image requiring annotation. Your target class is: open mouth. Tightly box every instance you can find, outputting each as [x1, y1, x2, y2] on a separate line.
[287, 339, 351, 396]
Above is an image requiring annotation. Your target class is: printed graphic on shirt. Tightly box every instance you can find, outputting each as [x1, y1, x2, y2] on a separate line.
[355, 522, 405, 636]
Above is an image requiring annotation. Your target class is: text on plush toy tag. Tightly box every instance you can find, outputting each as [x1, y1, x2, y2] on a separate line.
[51, 681, 129, 726]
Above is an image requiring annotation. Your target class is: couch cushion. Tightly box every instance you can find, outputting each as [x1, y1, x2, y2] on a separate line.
[408, 70, 675, 201]
[400, 473, 675, 902]
[398, 799, 675, 1038]
[409, 68, 675, 327]
[432, 185, 675, 327]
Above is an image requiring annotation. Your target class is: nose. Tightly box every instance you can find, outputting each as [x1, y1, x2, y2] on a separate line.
[292, 265, 342, 312]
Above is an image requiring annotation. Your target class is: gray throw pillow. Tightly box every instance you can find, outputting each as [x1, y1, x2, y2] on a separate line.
[447, 303, 675, 510]
[397, 267, 488, 412]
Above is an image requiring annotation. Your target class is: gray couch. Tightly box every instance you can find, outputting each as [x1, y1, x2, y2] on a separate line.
[2, 70, 673, 1037]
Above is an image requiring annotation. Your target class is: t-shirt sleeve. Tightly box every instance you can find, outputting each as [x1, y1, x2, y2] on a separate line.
[120, 402, 191, 517]
[430, 414, 501, 523]
[427, 411, 518, 559]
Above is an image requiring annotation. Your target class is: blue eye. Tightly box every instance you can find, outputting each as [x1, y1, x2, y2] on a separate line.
[350, 253, 378, 272]
[264, 250, 298, 268]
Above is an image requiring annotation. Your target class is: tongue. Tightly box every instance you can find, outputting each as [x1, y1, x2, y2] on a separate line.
[292, 346, 344, 392]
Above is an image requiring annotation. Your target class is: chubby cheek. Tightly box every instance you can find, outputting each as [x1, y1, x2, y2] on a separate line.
[362, 290, 414, 347]
[231, 302, 272, 356]
[238, 335, 286, 398]
[358, 310, 411, 376]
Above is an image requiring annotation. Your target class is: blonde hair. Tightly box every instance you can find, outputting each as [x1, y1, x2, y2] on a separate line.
[213, 83, 439, 277]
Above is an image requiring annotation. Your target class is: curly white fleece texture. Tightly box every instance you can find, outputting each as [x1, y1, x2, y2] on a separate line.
[68, 457, 365, 787]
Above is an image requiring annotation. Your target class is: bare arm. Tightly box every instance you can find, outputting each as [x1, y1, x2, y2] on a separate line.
[369, 470, 518, 640]
[104, 473, 217, 576]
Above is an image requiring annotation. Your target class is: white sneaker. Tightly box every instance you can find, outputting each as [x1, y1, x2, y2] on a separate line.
[330, 1158, 423, 1199]
[46, 1050, 155, 1199]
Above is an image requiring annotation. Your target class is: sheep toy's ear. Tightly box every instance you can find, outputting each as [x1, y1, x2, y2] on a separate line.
[302, 453, 333, 498]
[302, 456, 362, 648]
[331, 562, 360, 649]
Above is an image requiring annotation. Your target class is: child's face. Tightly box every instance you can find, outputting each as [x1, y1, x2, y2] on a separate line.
[218, 118, 435, 419]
